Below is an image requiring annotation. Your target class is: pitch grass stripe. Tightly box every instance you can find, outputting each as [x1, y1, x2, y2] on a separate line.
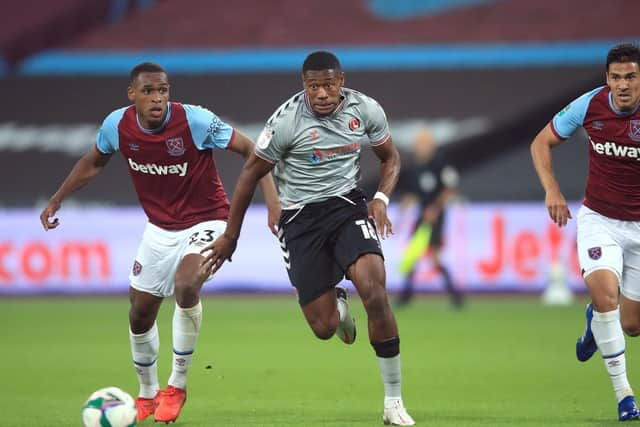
[1, 297, 635, 426]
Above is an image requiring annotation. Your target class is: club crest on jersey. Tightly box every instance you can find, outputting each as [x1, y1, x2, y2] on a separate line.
[588, 247, 602, 260]
[349, 118, 360, 131]
[132, 261, 143, 276]
[166, 137, 186, 156]
[629, 121, 640, 142]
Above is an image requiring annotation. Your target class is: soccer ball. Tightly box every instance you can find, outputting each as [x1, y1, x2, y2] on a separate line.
[81, 386, 137, 427]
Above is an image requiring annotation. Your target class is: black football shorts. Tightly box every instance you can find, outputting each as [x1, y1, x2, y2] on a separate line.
[277, 189, 384, 305]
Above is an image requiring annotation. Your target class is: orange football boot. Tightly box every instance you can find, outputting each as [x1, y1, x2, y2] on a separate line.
[154, 385, 187, 423]
[135, 391, 160, 422]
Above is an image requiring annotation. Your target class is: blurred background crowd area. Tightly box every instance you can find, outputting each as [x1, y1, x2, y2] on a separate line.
[1, 0, 638, 206]
[0, 0, 638, 295]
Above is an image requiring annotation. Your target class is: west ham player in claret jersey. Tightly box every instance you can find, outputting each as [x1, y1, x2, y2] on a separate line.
[39, 62, 279, 423]
[202, 51, 415, 426]
[531, 44, 640, 422]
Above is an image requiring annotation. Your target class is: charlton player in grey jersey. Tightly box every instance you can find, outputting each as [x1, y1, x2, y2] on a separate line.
[202, 51, 415, 426]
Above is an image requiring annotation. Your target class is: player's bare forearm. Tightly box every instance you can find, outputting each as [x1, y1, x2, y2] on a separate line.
[229, 131, 281, 233]
[530, 123, 572, 226]
[530, 124, 564, 194]
[40, 147, 111, 230]
[259, 174, 280, 234]
[368, 138, 400, 238]
[200, 155, 273, 271]
[372, 137, 401, 197]
[224, 154, 274, 240]
[51, 146, 111, 204]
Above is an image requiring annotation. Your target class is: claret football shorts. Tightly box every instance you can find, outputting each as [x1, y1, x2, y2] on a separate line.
[577, 205, 640, 301]
[129, 220, 226, 297]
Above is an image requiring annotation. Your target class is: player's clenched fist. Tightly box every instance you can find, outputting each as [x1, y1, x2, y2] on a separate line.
[40, 199, 61, 230]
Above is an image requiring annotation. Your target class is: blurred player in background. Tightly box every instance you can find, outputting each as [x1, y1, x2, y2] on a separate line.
[201, 51, 415, 426]
[395, 126, 463, 308]
[531, 43, 640, 421]
[39, 62, 280, 423]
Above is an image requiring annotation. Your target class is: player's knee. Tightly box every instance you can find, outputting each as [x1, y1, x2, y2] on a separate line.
[309, 317, 338, 340]
[174, 275, 201, 307]
[622, 320, 640, 337]
[591, 295, 618, 313]
[129, 307, 156, 333]
[174, 286, 199, 308]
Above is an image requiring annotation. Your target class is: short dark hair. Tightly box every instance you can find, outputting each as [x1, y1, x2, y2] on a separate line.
[606, 44, 640, 70]
[130, 62, 167, 84]
[302, 51, 341, 74]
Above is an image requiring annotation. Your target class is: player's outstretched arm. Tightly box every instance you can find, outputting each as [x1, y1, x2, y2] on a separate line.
[530, 123, 572, 227]
[200, 153, 275, 272]
[39, 146, 112, 230]
[370, 137, 401, 239]
[227, 131, 281, 234]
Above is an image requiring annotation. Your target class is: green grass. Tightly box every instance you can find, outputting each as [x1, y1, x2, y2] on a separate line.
[0, 296, 631, 426]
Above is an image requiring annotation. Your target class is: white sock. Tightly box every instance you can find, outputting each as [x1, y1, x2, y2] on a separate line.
[377, 354, 402, 403]
[130, 322, 160, 399]
[592, 307, 633, 402]
[168, 301, 202, 390]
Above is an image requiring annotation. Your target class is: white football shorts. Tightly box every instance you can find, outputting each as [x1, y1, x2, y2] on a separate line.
[129, 220, 227, 297]
[577, 205, 640, 301]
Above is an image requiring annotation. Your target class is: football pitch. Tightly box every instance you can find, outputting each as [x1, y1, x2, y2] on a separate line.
[0, 295, 633, 426]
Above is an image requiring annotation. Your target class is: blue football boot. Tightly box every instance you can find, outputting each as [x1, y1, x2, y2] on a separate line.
[576, 303, 597, 362]
[618, 396, 640, 421]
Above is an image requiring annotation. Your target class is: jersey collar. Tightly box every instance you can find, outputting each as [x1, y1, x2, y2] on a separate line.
[608, 92, 640, 116]
[136, 102, 172, 134]
[304, 90, 347, 117]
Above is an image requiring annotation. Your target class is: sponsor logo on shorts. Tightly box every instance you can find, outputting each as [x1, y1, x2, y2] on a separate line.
[132, 260, 142, 276]
[588, 247, 602, 260]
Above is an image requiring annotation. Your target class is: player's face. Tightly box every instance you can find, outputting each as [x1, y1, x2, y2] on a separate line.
[607, 62, 640, 112]
[127, 72, 170, 129]
[303, 69, 344, 116]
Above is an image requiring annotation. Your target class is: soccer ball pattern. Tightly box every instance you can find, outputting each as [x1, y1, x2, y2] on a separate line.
[81, 386, 137, 427]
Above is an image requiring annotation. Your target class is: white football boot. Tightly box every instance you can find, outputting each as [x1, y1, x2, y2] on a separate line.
[335, 285, 356, 344]
[383, 398, 416, 426]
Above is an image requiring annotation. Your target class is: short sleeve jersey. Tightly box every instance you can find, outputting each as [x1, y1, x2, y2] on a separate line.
[255, 88, 390, 208]
[96, 102, 234, 230]
[551, 86, 640, 220]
